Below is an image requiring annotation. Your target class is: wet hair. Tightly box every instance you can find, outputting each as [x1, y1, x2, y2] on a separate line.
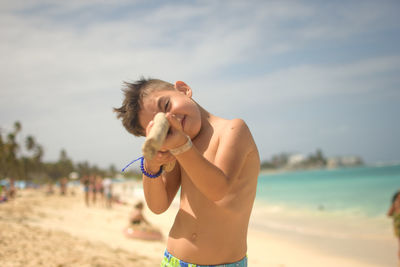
[114, 77, 175, 136]
[392, 191, 400, 204]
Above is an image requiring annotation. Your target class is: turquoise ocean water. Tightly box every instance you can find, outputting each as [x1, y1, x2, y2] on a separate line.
[253, 164, 399, 267]
[256, 164, 400, 218]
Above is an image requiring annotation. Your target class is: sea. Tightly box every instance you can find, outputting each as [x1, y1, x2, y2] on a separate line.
[253, 164, 400, 266]
[255, 163, 400, 218]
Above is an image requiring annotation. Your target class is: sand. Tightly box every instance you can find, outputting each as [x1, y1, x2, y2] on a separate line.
[0, 183, 397, 267]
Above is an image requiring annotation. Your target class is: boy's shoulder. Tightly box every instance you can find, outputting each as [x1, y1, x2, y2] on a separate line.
[216, 117, 247, 128]
[220, 118, 250, 135]
[217, 118, 254, 147]
[228, 118, 248, 129]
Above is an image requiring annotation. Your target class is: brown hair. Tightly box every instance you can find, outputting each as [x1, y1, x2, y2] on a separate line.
[114, 77, 174, 136]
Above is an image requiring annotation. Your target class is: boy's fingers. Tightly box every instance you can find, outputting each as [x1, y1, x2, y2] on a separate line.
[156, 150, 175, 163]
[157, 150, 170, 157]
[145, 150, 172, 169]
[166, 113, 182, 131]
[145, 120, 154, 136]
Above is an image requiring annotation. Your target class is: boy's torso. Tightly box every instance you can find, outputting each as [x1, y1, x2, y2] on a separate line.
[167, 117, 259, 265]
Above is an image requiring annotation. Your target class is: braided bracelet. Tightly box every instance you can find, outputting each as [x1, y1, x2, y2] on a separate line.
[169, 135, 192, 156]
[140, 157, 162, 178]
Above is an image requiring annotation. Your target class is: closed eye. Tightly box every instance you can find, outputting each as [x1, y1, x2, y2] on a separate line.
[164, 99, 170, 111]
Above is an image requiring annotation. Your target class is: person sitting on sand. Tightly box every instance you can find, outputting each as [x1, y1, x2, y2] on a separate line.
[388, 190, 400, 261]
[115, 78, 259, 266]
[124, 200, 163, 241]
[130, 201, 150, 226]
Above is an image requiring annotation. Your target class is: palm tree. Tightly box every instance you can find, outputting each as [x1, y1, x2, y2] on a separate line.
[34, 145, 44, 163]
[58, 149, 74, 178]
[7, 121, 22, 179]
[76, 161, 91, 177]
[14, 121, 21, 134]
[108, 164, 117, 178]
[1, 122, 46, 181]
[5, 133, 19, 179]
[23, 136, 45, 181]
[26, 135, 35, 151]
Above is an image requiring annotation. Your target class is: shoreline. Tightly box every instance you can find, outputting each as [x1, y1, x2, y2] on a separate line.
[249, 200, 396, 266]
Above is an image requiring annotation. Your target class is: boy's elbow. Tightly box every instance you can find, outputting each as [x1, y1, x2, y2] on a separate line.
[148, 204, 167, 215]
[145, 200, 168, 214]
[151, 208, 166, 215]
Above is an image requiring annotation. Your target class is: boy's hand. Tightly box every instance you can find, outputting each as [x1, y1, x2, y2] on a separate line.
[163, 113, 189, 151]
[145, 120, 175, 173]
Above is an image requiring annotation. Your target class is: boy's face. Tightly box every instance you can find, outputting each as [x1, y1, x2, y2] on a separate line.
[138, 87, 201, 138]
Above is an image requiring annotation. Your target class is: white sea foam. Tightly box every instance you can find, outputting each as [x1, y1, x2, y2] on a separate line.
[250, 201, 392, 241]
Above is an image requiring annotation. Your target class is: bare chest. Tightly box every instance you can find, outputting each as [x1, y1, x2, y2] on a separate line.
[191, 131, 220, 163]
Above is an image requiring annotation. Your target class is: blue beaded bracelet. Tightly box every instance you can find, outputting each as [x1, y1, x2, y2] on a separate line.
[140, 157, 162, 178]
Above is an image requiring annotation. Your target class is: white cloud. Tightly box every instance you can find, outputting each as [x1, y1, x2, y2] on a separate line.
[1, 0, 399, 166]
[197, 54, 400, 116]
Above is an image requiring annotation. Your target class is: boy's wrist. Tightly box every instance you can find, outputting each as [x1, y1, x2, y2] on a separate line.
[141, 158, 162, 178]
[169, 135, 192, 156]
[144, 159, 162, 174]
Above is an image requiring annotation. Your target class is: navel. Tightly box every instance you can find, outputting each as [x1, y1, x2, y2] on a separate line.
[191, 233, 197, 241]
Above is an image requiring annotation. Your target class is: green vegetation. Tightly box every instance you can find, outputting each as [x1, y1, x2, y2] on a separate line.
[1, 121, 364, 183]
[0, 121, 139, 184]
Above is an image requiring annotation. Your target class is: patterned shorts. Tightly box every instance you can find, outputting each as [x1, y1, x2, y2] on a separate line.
[161, 250, 247, 267]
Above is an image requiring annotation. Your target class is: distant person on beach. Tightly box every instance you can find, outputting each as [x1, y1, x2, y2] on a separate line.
[90, 175, 97, 205]
[95, 176, 104, 206]
[102, 177, 113, 209]
[387, 190, 400, 261]
[115, 78, 259, 266]
[45, 182, 54, 195]
[0, 185, 7, 202]
[81, 175, 90, 206]
[60, 177, 68, 196]
[7, 178, 16, 199]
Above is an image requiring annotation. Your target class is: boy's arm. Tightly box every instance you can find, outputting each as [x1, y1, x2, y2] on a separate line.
[169, 117, 256, 201]
[143, 160, 181, 214]
[387, 203, 394, 217]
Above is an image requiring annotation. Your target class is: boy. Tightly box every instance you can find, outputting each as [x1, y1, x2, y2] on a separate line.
[114, 78, 259, 266]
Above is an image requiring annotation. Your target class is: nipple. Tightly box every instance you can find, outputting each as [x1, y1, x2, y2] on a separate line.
[191, 233, 197, 241]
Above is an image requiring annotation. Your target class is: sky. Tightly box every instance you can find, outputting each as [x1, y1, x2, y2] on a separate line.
[1, 0, 400, 170]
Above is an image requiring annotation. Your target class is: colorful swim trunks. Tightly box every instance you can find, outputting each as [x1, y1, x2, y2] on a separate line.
[161, 250, 247, 267]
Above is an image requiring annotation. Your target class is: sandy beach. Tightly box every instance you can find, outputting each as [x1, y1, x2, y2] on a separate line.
[0, 183, 397, 267]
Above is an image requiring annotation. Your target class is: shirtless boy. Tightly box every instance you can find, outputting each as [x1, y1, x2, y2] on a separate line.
[114, 78, 260, 266]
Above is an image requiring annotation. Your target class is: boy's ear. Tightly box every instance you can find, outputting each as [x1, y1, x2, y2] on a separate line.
[174, 81, 192, 98]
